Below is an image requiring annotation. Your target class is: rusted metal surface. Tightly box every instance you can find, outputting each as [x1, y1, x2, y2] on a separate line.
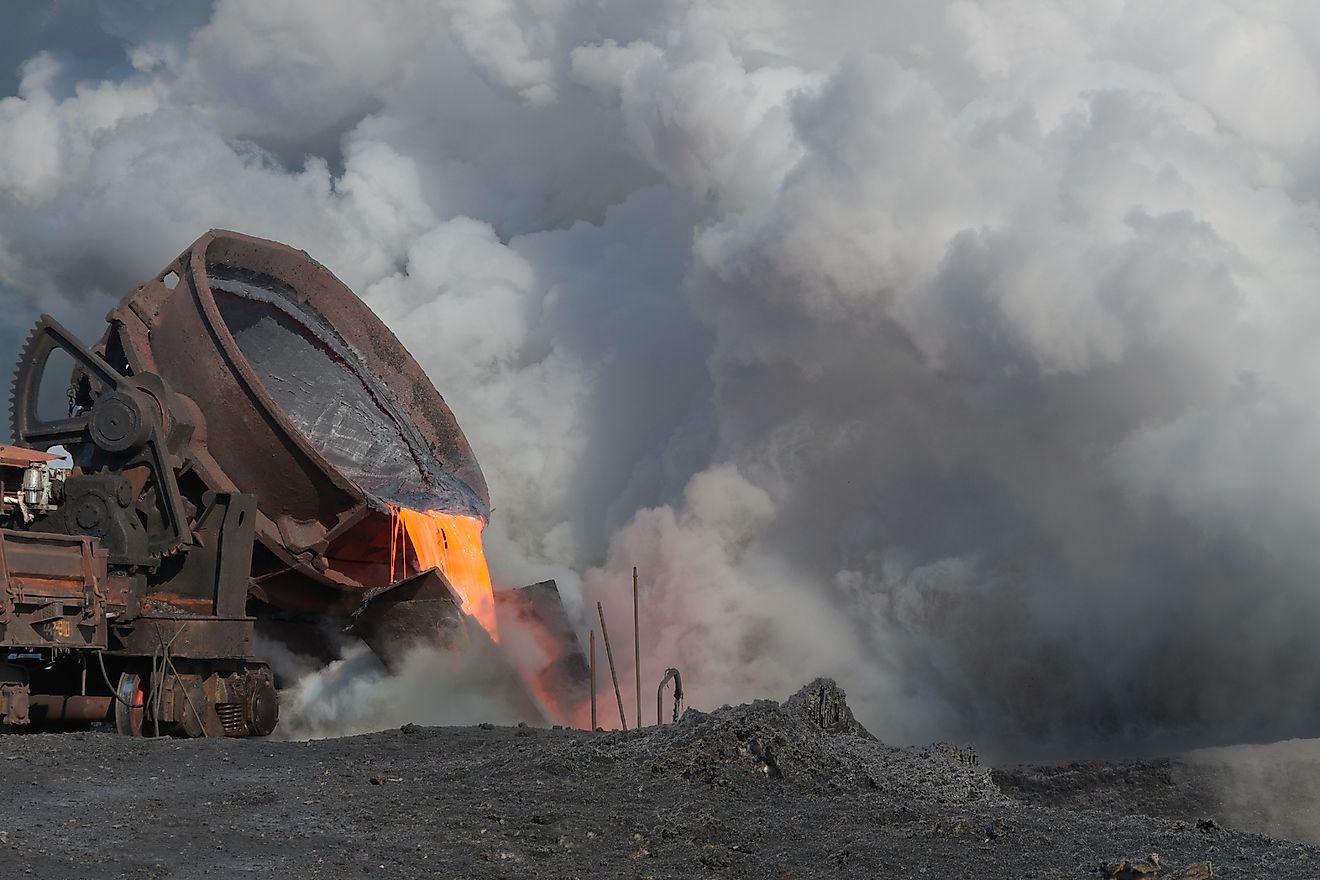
[0, 684, 29, 725]
[4, 289, 285, 736]
[100, 229, 490, 615]
[27, 694, 112, 724]
[493, 580, 590, 719]
[0, 229, 563, 738]
[136, 492, 257, 622]
[113, 671, 145, 737]
[111, 618, 255, 660]
[0, 682, 30, 725]
[0, 446, 58, 468]
[0, 529, 107, 650]
[11, 316, 193, 561]
[349, 567, 467, 667]
[104, 664, 276, 738]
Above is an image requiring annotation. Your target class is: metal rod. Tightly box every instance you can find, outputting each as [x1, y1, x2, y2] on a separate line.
[633, 566, 641, 728]
[596, 601, 628, 731]
[589, 628, 597, 731]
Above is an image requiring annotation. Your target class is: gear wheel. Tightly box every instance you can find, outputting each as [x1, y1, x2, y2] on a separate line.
[9, 315, 191, 558]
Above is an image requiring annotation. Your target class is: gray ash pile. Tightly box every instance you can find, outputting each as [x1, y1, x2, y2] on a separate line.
[568, 678, 999, 808]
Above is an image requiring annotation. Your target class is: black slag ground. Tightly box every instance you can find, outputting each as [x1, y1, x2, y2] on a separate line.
[0, 680, 1314, 879]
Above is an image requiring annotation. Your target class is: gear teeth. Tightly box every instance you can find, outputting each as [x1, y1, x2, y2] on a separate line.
[10, 319, 47, 445]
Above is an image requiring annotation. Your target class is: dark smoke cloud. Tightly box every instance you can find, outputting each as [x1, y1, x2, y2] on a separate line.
[4, 0, 1320, 756]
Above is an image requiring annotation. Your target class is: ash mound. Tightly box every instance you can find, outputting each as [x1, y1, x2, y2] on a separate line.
[520, 679, 1000, 808]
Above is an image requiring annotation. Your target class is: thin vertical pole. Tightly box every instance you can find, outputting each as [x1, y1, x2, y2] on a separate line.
[589, 628, 597, 731]
[633, 566, 641, 729]
[597, 601, 628, 731]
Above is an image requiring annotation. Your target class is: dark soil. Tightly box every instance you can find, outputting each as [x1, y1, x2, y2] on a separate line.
[0, 679, 1314, 879]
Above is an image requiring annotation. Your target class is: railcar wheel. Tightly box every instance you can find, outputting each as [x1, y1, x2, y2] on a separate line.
[114, 671, 146, 737]
[246, 676, 279, 737]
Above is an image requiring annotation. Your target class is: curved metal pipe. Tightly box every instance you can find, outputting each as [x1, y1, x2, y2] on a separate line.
[657, 667, 683, 725]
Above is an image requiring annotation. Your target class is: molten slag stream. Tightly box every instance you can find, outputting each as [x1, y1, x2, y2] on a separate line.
[395, 509, 500, 644]
[392, 507, 587, 727]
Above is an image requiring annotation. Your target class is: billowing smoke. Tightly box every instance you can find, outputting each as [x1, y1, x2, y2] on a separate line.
[1184, 739, 1320, 844]
[271, 641, 541, 741]
[6, 1, 1320, 755]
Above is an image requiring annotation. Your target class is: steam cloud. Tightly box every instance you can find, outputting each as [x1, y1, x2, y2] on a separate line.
[1185, 739, 1320, 844]
[270, 641, 541, 741]
[5, 0, 1320, 755]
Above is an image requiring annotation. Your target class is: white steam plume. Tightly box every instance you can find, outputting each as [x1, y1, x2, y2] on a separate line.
[5, 1, 1320, 754]
[273, 642, 540, 741]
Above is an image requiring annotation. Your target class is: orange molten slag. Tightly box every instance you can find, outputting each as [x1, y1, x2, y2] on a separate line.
[388, 507, 588, 727]
[393, 508, 500, 644]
